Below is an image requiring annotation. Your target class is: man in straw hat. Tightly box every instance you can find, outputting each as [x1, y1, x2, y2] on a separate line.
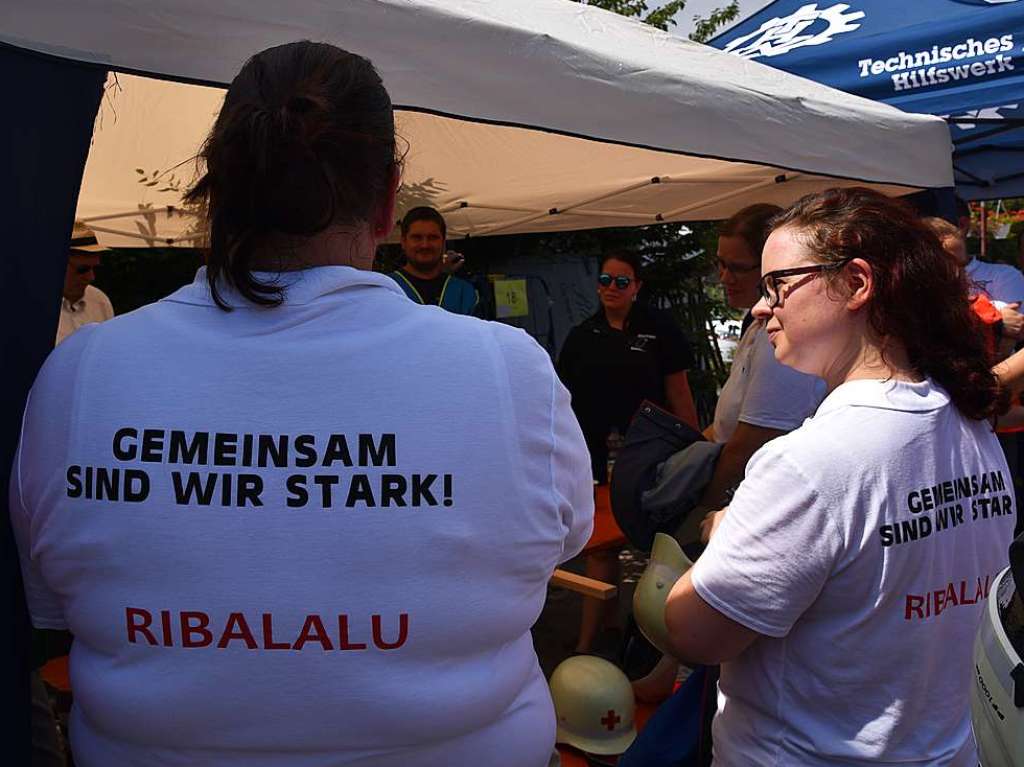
[56, 221, 113, 345]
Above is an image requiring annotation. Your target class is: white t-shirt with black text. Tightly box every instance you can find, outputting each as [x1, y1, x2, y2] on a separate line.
[12, 266, 594, 767]
[693, 378, 1014, 766]
[712, 319, 825, 443]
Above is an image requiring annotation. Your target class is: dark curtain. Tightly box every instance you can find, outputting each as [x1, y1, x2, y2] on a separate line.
[0, 44, 105, 761]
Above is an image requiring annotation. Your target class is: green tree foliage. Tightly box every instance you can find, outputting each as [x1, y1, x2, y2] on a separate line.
[573, 0, 739, 38]
[690, 3, 741, 43]
[94, 248, 203, 314]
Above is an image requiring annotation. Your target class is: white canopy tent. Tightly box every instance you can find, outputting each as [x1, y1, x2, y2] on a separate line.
[1, 0, 954, 246]
[0, 8, 965, 746]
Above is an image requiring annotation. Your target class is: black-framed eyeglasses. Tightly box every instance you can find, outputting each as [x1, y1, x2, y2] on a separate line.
[598, 273, 633, 289]
[714, 257, 760, 275]
[758, 259, 851, 308]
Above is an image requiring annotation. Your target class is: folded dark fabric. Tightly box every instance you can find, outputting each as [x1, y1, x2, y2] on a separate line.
[618, 664, 718, 767]
[610, 401, 714, 551]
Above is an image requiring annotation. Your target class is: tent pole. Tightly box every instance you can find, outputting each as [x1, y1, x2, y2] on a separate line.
[660, 174, 798, 219]
[475, 177, 665, 236]
[79, 206, 184, 223]
[475, 173, 801, 237]
[981, 202, 988, 259]
[560, 209, 660, 221]
[441, 202, 540, 214]
[84, 222, 206, 246]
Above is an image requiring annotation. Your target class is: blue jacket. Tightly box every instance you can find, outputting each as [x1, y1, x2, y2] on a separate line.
[388, 271, 479, 316]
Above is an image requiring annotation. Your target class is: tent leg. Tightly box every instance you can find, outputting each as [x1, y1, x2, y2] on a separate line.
[0, 44, 105, 764]
[981, 201, 988, 259]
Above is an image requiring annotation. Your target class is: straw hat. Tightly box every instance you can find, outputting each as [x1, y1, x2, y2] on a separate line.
[69, 221, 110, 254]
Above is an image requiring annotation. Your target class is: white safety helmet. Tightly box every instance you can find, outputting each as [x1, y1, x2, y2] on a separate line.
[549, 655, 637, 756]
[971, 566, 1024, 767]
[633, 532, 694, 657]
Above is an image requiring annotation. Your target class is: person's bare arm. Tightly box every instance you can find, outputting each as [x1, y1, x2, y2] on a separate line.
[664, 570, 760, 666]
[994, 347, 1024, 394]
[631, 654, 680, 703]
[1000, 303, 1024, 340]
[665, 370, 700, 431]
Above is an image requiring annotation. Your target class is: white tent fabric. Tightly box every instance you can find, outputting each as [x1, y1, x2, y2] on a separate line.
[1, 0, 954, 244]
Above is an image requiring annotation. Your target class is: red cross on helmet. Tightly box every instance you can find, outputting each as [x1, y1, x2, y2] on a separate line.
[549, 655, 637, 756]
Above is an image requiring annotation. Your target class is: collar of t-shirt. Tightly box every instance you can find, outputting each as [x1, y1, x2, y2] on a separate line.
[398, 269, 448, 305]
[814, 378, 949, 420]
[163, 266, 405, 308]
[62, 295, 87, 312]
[587, 304, 653, 334]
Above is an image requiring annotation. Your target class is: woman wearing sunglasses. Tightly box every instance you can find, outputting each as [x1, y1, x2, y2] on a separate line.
[558, 250, 699, 484]
[558, 251, 698, 654]
[665, 188, 1014, 766]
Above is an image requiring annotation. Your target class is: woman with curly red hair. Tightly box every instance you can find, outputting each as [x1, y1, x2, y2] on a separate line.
[665, 187, 1014, 765]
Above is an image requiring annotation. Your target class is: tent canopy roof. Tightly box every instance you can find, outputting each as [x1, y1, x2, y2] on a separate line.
[1, 0, 954, 243]
[711, 0, 1024, 200]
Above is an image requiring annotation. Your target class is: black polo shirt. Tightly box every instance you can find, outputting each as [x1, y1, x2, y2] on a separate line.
[557, 304, 695, 481]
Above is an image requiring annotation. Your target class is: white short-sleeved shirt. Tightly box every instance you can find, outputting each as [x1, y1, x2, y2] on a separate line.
[965, 258, 1024, 305]
[712, 320, 826, 443]
[56, 284, 114, 345]
[12, 266, 594, 767]
[692, 379, 1014, 767]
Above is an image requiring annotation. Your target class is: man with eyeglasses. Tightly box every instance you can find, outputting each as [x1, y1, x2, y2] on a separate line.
[56, 221, 114, 346]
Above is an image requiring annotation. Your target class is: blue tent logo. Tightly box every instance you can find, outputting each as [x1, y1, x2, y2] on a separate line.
[723, 3, 865, 59]
[945, 103, 1020, 131]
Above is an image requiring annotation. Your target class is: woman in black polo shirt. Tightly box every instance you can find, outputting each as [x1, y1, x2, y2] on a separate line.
[557, 250, 698, 653]
[558, 251, 698, 484]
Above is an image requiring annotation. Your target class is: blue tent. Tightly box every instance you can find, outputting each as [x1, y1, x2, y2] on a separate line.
[711, 0, 1024, 200]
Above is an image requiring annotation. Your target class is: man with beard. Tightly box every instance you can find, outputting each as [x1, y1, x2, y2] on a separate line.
[390, 207, 479, 315]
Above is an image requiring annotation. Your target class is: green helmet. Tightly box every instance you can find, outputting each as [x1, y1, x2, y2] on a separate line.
[549, 655, 637, 756]
[633, 532, 694, 657]
[971, 566, 1024, 767]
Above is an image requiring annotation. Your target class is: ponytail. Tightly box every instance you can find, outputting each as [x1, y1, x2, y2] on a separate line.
[185, 41, 398, 309]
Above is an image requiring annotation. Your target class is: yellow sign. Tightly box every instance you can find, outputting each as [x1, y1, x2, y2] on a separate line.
[494, 279, 529, 319]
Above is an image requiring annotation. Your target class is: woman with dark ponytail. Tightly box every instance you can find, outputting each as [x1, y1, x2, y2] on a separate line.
[664, 188, 1014, 765]
[12, 42, 593, 767]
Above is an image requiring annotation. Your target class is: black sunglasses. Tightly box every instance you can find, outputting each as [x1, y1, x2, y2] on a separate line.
[598, 273, 633, 289]
[758, 259, 851, 308]
[74, 265, 96, 275]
